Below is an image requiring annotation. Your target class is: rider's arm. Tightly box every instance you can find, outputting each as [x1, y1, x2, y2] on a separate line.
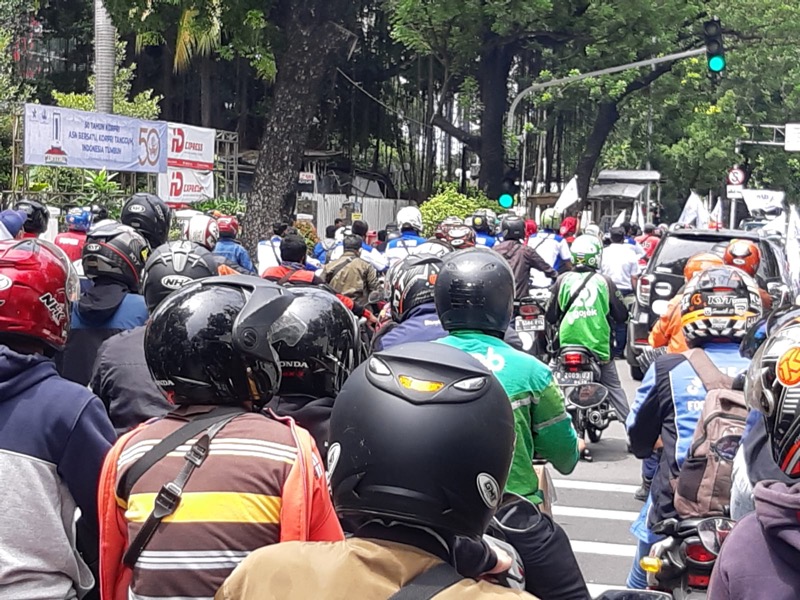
[626, 361, 670, 459]
[523, 246, 557, 280]
[237, 246, 256, 274]
[532, 378, 580, 475]
[545, 277, 563, 325]
[558, 240, 573, 272]
[605, 278, 629, 324]
[649, 296, 681, 348]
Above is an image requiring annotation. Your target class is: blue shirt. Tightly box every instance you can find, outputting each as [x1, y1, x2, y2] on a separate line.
[214, 238, 255, 273]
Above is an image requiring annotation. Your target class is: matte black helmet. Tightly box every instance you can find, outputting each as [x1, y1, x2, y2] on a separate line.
[141, 241, 218, 312]
[121, 193, 172, 248]
[82, 223, 149, 291]
[386, 253, 443, 322]
[434, 248, 514, 336]
[15, 199, 49, 235]
[273, 286, 360, 398]
[145, 276, 295, 407]
[328, 342, 515, 539]
[91, 204, 109, 221]
[500, 215, 526, 241]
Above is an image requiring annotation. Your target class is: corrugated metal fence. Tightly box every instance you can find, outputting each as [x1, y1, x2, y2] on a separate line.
[299, 193, 413, 230]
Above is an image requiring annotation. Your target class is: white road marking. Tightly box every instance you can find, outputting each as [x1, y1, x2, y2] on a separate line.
[570, 540, 637, 558]
[553, 505, 640, 521]
[553, 478, 640, 494]
[586, 583, 628, 596]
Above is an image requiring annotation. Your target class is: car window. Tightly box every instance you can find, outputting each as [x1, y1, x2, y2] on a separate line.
[651, 237, 718, 276]
[757, 241, 782, 283]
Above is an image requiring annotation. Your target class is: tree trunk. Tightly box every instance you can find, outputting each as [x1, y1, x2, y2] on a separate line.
[160, 42, 174, 121]
[575, 101, 620, 207]
[200, 55, 213, 128]
[477, 41, 515, 198]
[242, 16, 351, 252]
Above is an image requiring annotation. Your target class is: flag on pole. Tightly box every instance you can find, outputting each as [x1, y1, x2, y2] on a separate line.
[613, 209, 627, 227]
[678, 192, 703, 226]
[786, 206, 800, 295]
[696, 199, 710, 229]
[709, 199, 723, 229]
[553, 176, 580, 213]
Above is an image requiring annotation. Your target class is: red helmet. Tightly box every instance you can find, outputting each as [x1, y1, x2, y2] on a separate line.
[0, 239, 73, 350]
[217, 215, 240, 238]
[724, 239, 761, 277]
[435, 216, 463, 240]
[444, 225, 476, 249]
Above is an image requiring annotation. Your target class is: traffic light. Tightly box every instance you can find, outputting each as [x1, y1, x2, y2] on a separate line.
[498, 177, 518, 209]
[703, 18, 726, 74]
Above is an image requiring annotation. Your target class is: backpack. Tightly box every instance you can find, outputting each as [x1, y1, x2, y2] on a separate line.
[673, 348, 748, 519]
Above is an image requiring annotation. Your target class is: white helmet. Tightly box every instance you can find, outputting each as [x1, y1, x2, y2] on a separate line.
[397, 206, 423, 233]
[584, 223, 602, 240]
[183, 214, 219, 251]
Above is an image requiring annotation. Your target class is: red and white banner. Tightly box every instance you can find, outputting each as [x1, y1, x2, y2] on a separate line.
[167, 123, 215, 170]
[158, 168, 214, 204]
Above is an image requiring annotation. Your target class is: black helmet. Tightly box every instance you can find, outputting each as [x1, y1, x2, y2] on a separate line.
[500, 215, 526, 241]
[141, 241, 218, 312]
[82, 223, 149, 291]
[121, 193, 172, 248]
[744, 321, 800, 478]
[328, 342, 515, 539]
[15, 199, 49, 234]
[434, 249, 514, 336]
[741, 304, 800, 359]
[145, 276, 295, 407]
[644, 223, 656, 234]
[386, 254, 443, 322]
[273, 287, 359, 398]
[91, 204, 109, 221]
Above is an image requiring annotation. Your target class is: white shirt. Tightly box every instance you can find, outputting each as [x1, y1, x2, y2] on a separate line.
[328, 243, 388, 272]
[527, 232, 572, 287]
[256, 236, 282, 276]
[601, 243, 639, 292]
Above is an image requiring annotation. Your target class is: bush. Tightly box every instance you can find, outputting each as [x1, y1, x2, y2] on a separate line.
[420, 183, 497, 236]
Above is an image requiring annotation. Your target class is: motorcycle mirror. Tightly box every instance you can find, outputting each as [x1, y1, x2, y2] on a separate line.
[569, 383, 608, 409]
[593, 591, 673, 600]
[732, 372, 746, 391]
[367, 290, 384, 304]
[697, 517, 735, 557]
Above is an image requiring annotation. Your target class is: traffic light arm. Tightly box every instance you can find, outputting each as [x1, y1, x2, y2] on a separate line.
[506, 47, 706, 132]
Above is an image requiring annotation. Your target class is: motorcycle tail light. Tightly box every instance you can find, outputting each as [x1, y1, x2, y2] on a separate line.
[519, 304, 540, 317]
[638, 275, 652, 306]
[687, 573, 711, 588]
[563, 352, 584, 366]
[684, 543, 715, 563]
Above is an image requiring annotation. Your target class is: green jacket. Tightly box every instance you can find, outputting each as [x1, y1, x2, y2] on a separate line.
[438, 331, 579, 502]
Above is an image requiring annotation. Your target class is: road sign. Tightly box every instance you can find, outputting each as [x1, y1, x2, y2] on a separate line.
[785, 124, 800, 152]
[727, 167, 746, 185]
[298, 171, 315, 183]
[727, 184, 743, 199]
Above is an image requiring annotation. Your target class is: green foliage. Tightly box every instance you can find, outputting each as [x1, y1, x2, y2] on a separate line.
[83, 169, 121, 204]
[194, 197, 247, 216]
[420, 182, 495, 236]
[294, 220, 319, 253]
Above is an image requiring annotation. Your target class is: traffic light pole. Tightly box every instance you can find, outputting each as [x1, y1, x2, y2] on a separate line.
[506, 47, 706, 132]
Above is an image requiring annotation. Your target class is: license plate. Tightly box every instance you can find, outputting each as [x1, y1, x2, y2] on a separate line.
[555, 370, 593, 386]
[517, 316, 545, 331]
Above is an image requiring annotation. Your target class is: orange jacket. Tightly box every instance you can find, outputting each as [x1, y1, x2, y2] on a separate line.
[649, 294, 688, 354]
[97, 412, 343, 600]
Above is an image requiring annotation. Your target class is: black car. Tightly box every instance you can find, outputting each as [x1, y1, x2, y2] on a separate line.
[626, 229, 791, 380]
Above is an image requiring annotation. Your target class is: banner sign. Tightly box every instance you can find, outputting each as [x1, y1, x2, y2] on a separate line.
[167, 123, 215, 170]
[741, 189, 785, 214]
[23, 103, 167, 173]
[157, 168, 214, 204]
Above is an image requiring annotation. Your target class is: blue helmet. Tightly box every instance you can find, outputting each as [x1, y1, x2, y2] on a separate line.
[65, 207, 92, 232]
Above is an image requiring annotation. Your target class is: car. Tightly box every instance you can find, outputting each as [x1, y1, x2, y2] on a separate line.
[626, 228, 791, 380]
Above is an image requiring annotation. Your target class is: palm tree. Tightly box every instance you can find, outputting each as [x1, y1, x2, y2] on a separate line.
[94, 0, 116, 113]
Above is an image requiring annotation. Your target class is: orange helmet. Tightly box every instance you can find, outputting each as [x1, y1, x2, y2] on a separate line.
[684, 252, 724, 281]
[724, 239, 761, 276]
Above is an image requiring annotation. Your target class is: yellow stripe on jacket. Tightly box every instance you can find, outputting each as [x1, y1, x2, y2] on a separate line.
[125, 492, 282, 524]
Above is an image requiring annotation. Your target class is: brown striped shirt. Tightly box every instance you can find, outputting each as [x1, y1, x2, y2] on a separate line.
[115, 407, 298, 600]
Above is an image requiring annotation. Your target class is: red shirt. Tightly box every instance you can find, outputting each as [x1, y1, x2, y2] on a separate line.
[54, 231, 87, 262]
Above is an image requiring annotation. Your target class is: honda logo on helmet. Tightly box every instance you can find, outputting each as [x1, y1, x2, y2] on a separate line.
[281, 361, 309, 368]
[127, 204, 146, 213]
[160, 275, 192, 289]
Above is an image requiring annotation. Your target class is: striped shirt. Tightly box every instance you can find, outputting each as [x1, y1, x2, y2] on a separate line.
[115, 407, 298, 600]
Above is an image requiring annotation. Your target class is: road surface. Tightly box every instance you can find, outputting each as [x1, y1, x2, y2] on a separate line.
[551, 360, 643, 596]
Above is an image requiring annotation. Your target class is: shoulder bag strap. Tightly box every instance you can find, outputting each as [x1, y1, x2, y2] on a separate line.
[388, 562, 464, 600]
[682, 348, 734, 391]
[122, 409, 246, 567]
[557, 272, 596, 326]
[116, 405, 244, 502]
[327, 256, 356, 281]
[278, 267, 299, 285]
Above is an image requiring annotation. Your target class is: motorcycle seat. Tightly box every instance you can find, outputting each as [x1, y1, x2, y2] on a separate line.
[677, 517, 706, 535]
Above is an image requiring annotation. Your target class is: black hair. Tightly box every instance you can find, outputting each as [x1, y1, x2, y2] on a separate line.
[325, 225, 337, 238]
[352, 220, 369, 237]
[343, 234, 362, 252]
[280, 234, 308, 263]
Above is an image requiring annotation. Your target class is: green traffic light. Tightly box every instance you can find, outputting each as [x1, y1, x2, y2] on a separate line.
[498, 193, 514, 209]
[708, 55, 726, 73]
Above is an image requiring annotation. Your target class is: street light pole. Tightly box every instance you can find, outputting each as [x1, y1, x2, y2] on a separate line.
[506, 47, 706, 132]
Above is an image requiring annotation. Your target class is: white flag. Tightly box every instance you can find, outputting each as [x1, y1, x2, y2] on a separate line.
[678, 192, 703, 226]
[741, 189, 785, 214]
[709, 199, 723, 228]
[786, 206, 800, 293]
[613, 209, 627, 227]
[696, 200, 710, 229]
[553, 176, 580, 213]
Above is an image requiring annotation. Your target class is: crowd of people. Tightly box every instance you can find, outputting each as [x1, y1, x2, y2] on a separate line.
[0, 194, 797, 600]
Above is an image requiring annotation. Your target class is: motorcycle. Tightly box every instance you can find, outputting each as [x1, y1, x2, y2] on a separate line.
[514, 288, 552, 360]
[553, 346, 615, 443]
[642, 516, 735, 599]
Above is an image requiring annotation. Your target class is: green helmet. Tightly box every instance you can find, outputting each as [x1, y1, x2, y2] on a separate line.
[540, 208, 561, 231]
[571, 234, 603, 270]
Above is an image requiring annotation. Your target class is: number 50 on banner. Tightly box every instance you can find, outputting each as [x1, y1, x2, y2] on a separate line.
[138, 127, 163, 167]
